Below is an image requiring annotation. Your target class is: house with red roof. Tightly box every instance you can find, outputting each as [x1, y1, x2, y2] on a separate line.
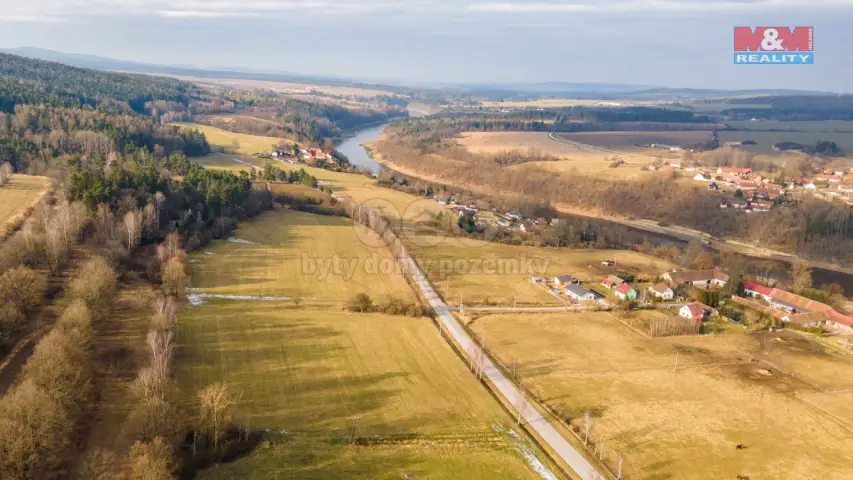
[738, 281, 853, 331]
[614, 283, 637, 301]
[680, 302, 713, 322]
[717, 167, 752, 177]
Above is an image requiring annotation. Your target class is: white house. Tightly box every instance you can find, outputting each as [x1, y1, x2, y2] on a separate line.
[649, 283, 674, 301]
[565, 284, 596, 301]
[680, 302, 711, 322]
[553, 275, 577, 288]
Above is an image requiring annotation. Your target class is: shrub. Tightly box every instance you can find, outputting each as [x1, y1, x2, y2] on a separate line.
[0, 266, 47, 314]
[67, 256, 117, 316]
[127, 437, 175, 480]
[0, 379, 73, 479]
[161, 256, 188, 297]
[346, 293, 374, 313]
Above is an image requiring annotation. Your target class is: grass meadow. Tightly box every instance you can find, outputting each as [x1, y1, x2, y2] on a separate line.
[179, 207, 553, 479]
[0, 174, 51, 237]
[176, 122, 290, 155]
[467, 312, 853, 480]
[188, 209, 415, 307]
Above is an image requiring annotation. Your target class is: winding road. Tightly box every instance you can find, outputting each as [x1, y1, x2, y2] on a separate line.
[402, 255, 603, 480]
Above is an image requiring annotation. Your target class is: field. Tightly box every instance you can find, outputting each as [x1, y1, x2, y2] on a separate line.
[406, 235, 674, 307]
[718, 130, 853, 155]
[456, 131, 677, 180]
[555, 131, 713, 150]
[188, 209, 415, 307]
[175, 122, 290, 155]
[479, 99, 651, 108]
[0, 174, 51, 238]
[179, 208, 552, 479]
[468, 312, 853, 480]
[174, 75, 394, 98]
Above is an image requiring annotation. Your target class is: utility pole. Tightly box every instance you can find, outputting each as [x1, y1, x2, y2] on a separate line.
[673, 350, 680, 372]
[516, 384, 527, 425]
[618, 455, 624, 479]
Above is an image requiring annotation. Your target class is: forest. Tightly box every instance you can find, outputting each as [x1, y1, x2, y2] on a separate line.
[195, 90, 407, 145]
[0, 53, 197, 115]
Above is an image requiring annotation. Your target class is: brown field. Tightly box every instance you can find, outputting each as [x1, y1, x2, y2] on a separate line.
[173, 75, 394, 98]
[407, 235, 674, 307]
[457, 131, 679, 180]
[479, 99, 655, 108]
[0, 174, 51, 238]
[556, 131, 713, 150]
[469, 312, 853, 480]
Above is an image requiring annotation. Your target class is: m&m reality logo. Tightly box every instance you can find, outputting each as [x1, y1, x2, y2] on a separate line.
[734, 27, 814, 64]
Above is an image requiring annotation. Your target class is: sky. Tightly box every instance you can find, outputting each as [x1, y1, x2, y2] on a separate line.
[1, 0, 852, 92]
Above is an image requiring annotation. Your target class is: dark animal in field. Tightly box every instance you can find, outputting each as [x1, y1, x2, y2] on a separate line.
[736, 444, 747, 450]
[736, 475, 751, 480]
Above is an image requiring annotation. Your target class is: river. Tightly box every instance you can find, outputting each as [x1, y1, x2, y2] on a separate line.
[336, 124, 387, 174]
[336, 123, 853, 293]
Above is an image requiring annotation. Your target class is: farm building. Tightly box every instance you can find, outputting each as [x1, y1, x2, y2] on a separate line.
[565, 284, 596, 301]
[649, 283, 674, 300]
[717, 167, 752, 177]
[553, 275, 579, 288]
[738, 281, 853, 331]
[614, 283, 637, 301]
[663, 269, 729, 288]
[680, 302, 713, 322]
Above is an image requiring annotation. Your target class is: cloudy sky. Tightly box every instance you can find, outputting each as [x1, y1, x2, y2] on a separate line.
[1, 0, 851, 91]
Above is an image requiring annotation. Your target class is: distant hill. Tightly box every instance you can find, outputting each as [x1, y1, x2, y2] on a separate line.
[0, 51, 197, 113]
[0, 47, 828, 103]
[0, 46, 409, 94]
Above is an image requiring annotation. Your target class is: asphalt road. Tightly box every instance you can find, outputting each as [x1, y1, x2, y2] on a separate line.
[403, 255, 603, 480]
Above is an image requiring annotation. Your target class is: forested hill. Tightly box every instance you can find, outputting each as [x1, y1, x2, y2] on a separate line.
[0, 52, 197, 114]
[0, 53, 211, 172]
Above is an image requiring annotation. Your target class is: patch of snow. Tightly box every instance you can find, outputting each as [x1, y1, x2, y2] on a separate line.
[516, 446, 558, 480]
[231, 157, 261, 170]
[226, 237, 258, 245]
[189, 259, 200, 263]
[187, 293, 313, 306]
[507, 429, 558, 480]
[204, 251, 216, 255]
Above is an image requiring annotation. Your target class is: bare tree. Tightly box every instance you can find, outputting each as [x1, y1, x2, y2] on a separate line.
[123, 209, 143, 252]
[154, 192, 166, 228]
[147, 329, 175, 388]
[44, 217, 67, 275]
[583, 410, 594, 445]
[197, 383, 239, 453]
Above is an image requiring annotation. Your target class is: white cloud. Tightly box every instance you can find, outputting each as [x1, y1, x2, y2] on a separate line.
[0, 0, 850, 21]
[469, 0, 853, 14]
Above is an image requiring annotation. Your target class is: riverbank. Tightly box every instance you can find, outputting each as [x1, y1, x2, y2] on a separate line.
[365, 144, 853, 280]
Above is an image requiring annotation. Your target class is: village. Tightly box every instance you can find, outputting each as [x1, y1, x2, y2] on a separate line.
[685, 165, 853, 211]
[526, 264, 853, 333]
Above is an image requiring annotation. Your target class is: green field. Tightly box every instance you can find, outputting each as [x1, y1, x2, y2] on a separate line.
[176, 122, 291, 155]
[180, 208, 553, 479]
[718, 131, 853, 155]
[188, 209, 415, 306]
[467, 312, 853, 480]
